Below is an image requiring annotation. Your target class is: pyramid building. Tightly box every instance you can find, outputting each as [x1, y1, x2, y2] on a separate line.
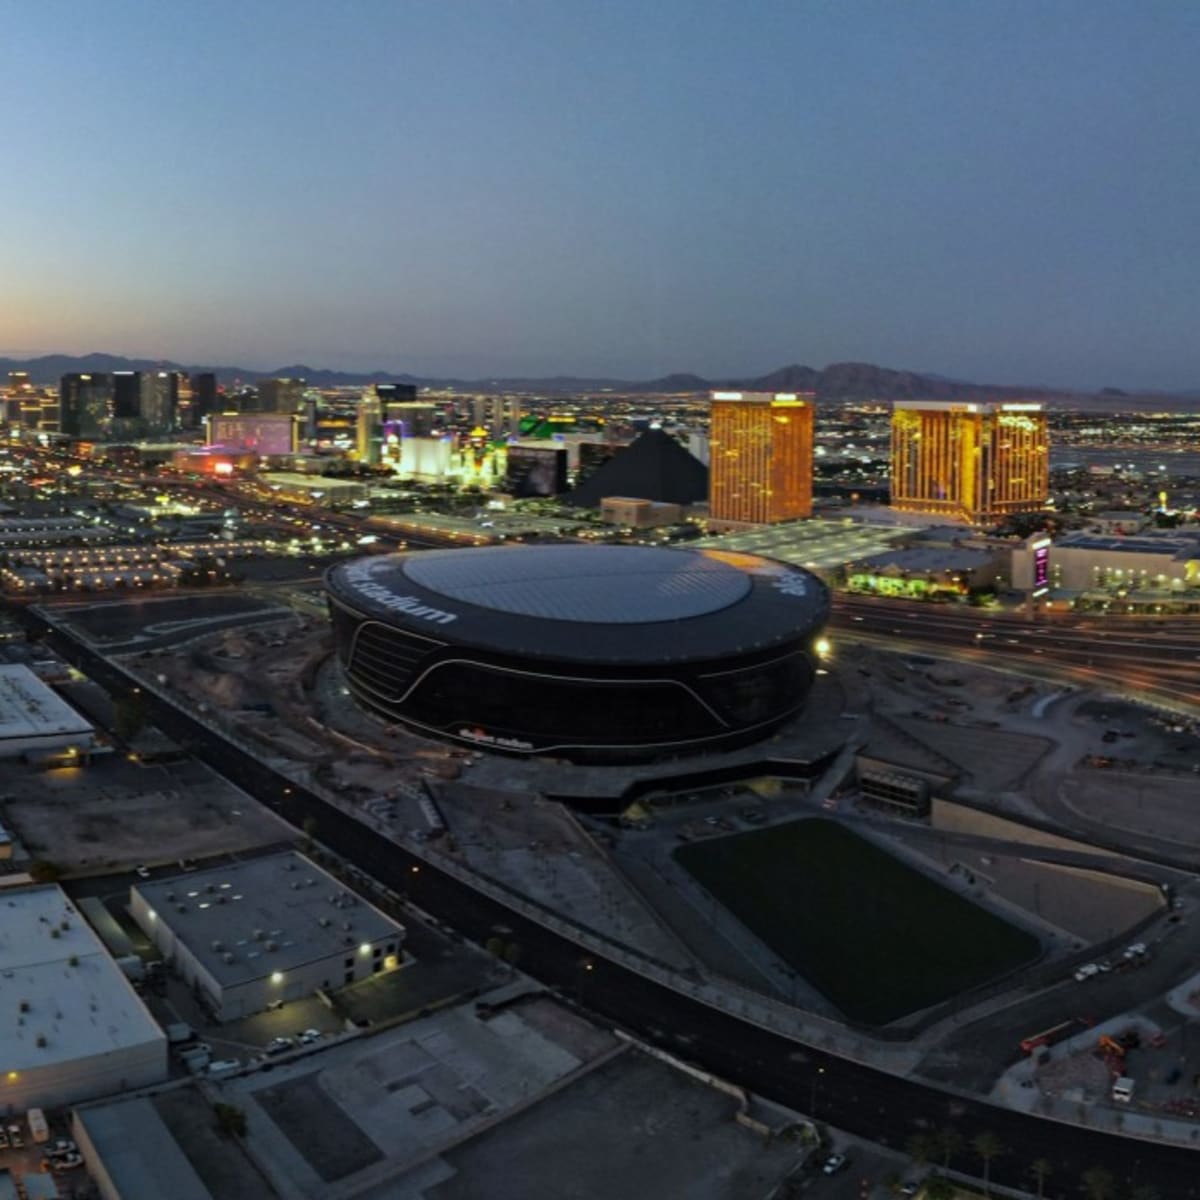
[566, 428, 708, 508]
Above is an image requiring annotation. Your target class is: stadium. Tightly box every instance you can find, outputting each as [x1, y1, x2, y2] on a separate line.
[325, 544, 829, 763]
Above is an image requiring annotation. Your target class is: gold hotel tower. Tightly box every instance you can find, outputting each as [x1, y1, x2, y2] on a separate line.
[709, 391, 814, 524]
[890, 400, 1048, 524]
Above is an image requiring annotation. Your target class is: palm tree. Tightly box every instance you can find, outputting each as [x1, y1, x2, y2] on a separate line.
[936, 1126, 964, 1170]
[971, 1130, 1004, 1197]
[1080, 1165, 1117, 1200]
[1028, 1157, 1052, 1199]
[924, 1178, 957, 1200]
[906, 1131, 935, 1167]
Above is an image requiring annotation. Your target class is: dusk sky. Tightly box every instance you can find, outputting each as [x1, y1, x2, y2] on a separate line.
[5, 1, 1199, 388]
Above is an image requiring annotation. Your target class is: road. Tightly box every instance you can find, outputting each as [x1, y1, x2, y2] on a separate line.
[829, 593, 1200, 711]
[25, 607, 1200, 1197]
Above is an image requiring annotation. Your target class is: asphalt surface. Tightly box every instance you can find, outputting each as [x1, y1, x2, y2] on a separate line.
[26, 606, 1200, 1196]
[829, 593, 1200, 712]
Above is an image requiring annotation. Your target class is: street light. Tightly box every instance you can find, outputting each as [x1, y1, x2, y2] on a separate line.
[810, 1065, 825, 1117]
[576, 959, 595, 1005]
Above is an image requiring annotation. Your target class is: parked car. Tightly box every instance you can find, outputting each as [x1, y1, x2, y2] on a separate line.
[821, 1153, 848, 1175]
[49, 1153, 84, 1172]
[298, 1029, 322, 1045]
[134, 864, 151, 879]
[1074, 963, 1101, 982]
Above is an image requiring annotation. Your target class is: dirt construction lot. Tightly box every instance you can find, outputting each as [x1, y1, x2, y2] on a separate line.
[0, 755, 292, 872]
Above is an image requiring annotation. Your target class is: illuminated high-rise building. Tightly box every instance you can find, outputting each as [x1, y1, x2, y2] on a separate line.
[59, 373, 115, 438]
[470, 394, 522, 439]
[890, 400, 1049, 524]
[356, 393, 384, 465]
[256, 377, 306, 414]
[375, 383, 418, 406]
[708, 391, 814, 524]
[190, 372, 218, 428]
[142, 371, 181, 434]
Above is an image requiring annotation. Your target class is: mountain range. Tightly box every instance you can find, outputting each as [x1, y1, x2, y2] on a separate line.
[3, 352, 1197, 408]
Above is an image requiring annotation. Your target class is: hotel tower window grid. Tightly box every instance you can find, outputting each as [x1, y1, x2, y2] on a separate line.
[890, 401, 1048, 524]
[709, 392, 814, 524]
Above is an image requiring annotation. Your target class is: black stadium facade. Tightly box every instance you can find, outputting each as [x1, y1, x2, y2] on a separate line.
[325, 544, 829, 763]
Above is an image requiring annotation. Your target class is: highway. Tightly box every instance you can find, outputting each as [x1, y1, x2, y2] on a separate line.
[25, 607, 1200, 1196]
[829, 592, 1200, 711]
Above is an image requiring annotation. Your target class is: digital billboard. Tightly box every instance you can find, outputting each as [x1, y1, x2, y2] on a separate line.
[505, 445, 568, 497]
[1033, 544, 1049, 589]
[208, 413, 298, 456]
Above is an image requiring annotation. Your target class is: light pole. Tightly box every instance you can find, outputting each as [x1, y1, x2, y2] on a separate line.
[576, 959, 594, 1006]
[810, 1065, 825, 1118]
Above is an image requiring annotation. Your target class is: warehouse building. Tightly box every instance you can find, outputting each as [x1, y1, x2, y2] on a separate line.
[0, 663, 95, 762]
[73, 1096, 214, 1200]
[0, 883, 166, 1110]
[129, 852, 405, 1021]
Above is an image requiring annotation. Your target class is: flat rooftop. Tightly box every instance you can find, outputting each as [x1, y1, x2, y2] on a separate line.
[0, 884, 163, 1069]
[1055, 533, 1200, 557]
[0, 664, 92, 742]
[75, 1097, 214, 1200]
[133, 852, 404, 987]
[851, 546, 997, 572]
[695, 516, 913, 572]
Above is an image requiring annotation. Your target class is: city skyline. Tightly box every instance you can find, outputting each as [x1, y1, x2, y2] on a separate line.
[6, 2, 1200, 389]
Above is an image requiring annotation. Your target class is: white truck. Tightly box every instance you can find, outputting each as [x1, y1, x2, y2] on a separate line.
[26, 1107, 49, 1144]
[1112, 1076, 1135, 1103]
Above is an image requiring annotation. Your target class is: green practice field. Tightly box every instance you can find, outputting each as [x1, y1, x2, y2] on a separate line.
[675, 818, 1040, 1024]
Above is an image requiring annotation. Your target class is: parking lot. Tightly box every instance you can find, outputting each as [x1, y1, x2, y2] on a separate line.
[64, 853, 501, 1086]
[0, 755, 293, 873]
[0, 1113, 89, 1198]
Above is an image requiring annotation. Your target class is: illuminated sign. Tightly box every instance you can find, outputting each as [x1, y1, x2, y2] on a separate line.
[458, 727, 535, 751]
[711, 391, 744, 400]
[771, 574, 810, 597]
[1001, 403, 1043, 412]
[343, 560, 457, 624]
[1033, 545, 1049, 589]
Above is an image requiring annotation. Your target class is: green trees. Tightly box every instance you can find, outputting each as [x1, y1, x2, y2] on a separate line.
[1080, 1165, 1117, 1200]
[924, 1178, 957, 1200]
[213, 1102, 247, 1138]
[970, 1131, 1004, 1197]
[935, 1127, 964, 1170]
[114, 692, 148, 742]
[28, 860, 62, 883]
[1028, 1157, 1052, 1199]
[905, 1132, 934, 1167]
